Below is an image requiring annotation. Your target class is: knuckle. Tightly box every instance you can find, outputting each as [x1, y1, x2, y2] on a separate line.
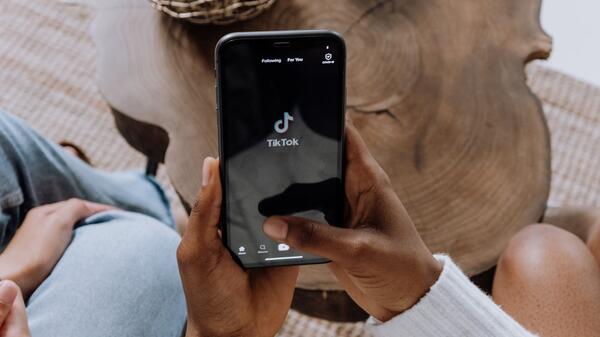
[356, 165, 392, 197]
[367, 163, 392, 187]
[348, 235, 376, 258]
[177, 238, 224, 270]
[190, 197, 203, 215]
[176, 241, 196, 268]
[66, 198, 85, 209]
[190, 193, 220, 218]
[202, 248, 227, 278]
[27, 207, 42, 217]
[176, 243, 189, 265]
[294, 222, 319, 247]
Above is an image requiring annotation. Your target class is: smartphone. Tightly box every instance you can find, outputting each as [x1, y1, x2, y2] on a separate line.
[215, 30, 346, 268]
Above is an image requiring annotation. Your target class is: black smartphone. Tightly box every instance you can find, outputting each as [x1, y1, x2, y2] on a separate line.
[215, 30, 346, 268]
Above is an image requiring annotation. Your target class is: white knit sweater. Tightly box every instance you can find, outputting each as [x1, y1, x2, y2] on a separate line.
[365, 255, 538, 337]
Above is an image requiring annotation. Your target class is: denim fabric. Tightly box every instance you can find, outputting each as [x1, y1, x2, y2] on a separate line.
[0, 111, 174, 249]
[0, 110, 185, 336]
[27, 211, 186, 337]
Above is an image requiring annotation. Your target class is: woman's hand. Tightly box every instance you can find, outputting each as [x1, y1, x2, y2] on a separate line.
[263, 120, 443, 322]
[177, 158, 299, 337]
[0, 199, 113, 297]
[0, 280, 31, 337]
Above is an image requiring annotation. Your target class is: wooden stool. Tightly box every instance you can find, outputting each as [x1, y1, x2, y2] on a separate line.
[92, 0, 552, 321]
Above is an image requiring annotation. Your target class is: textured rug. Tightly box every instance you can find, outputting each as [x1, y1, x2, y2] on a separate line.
[527, 65, 600, 207]
[0, 1, 599, 336]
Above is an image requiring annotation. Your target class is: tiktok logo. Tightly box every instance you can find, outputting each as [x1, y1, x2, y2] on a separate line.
[274, 112, 294, 134]
[267, 111, 300, 148]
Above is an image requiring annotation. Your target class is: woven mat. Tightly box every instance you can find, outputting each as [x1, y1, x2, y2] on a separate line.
[0, 1, 598, 336]
[526, 65, 600, 207]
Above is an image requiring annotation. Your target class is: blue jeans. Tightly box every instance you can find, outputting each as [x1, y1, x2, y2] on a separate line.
[0, 111, 186, 336]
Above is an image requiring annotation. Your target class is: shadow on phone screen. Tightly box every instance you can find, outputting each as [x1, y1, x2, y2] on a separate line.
[258, 177, 342, 224]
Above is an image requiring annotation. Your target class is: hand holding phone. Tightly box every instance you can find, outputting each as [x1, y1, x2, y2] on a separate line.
[262, 121, 443, 322]
[177, 157, 299, 337]
[177, 122, 443, 337]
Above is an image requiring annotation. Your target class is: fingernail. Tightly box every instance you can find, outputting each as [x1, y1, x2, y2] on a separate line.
[263, 219, 288, 241]
[0, 281, 16, 305]
[202, 157, 213, 186]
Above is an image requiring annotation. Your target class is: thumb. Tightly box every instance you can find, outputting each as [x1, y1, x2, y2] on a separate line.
[263, 216, 366, 265]
[1, 282, 30, 336]
[181, 157, 222, 254]
[0, 280, 18, 324]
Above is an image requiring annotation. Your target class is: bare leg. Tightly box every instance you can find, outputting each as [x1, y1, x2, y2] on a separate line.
[544, 207, 600, 267]
[587, 221, 600, 266]
[492, 224, 600, 337]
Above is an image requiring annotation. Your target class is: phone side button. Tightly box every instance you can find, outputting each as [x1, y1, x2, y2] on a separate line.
[215, 85, 219, 112]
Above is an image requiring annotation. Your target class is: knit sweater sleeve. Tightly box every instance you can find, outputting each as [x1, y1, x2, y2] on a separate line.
[365, 255, 537, 337]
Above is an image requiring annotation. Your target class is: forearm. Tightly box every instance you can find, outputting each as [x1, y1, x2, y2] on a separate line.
[366, 255, 537, 337]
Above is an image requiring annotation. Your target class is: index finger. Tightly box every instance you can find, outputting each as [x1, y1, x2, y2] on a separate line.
[345, 119, 378, 167]
[52, 199, 115, 226]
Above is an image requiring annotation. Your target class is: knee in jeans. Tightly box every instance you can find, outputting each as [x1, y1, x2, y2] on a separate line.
[72, 215, 181, 278]
[0, 110, 30, 149]
[497, 224, 587, 281]
[0, 110, 15, 133]
[109, 220, 179, 261]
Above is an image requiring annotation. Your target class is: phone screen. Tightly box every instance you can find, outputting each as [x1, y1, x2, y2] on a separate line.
[217, 32, 345, 267]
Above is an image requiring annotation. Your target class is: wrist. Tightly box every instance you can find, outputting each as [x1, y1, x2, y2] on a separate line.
[388, 251, 443, 318]
[405, 252, 443, 310]
[0, 254, 39, 296]
[421, 254, 443, 291]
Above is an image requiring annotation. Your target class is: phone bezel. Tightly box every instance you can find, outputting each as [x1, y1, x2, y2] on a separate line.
[215, 30, 346, 268]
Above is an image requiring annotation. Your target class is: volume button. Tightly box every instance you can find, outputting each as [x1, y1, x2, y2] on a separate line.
[215, 84, 219, 112]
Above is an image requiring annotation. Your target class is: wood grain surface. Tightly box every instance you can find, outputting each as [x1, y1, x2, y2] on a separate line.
[93, 0, 552, 291]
